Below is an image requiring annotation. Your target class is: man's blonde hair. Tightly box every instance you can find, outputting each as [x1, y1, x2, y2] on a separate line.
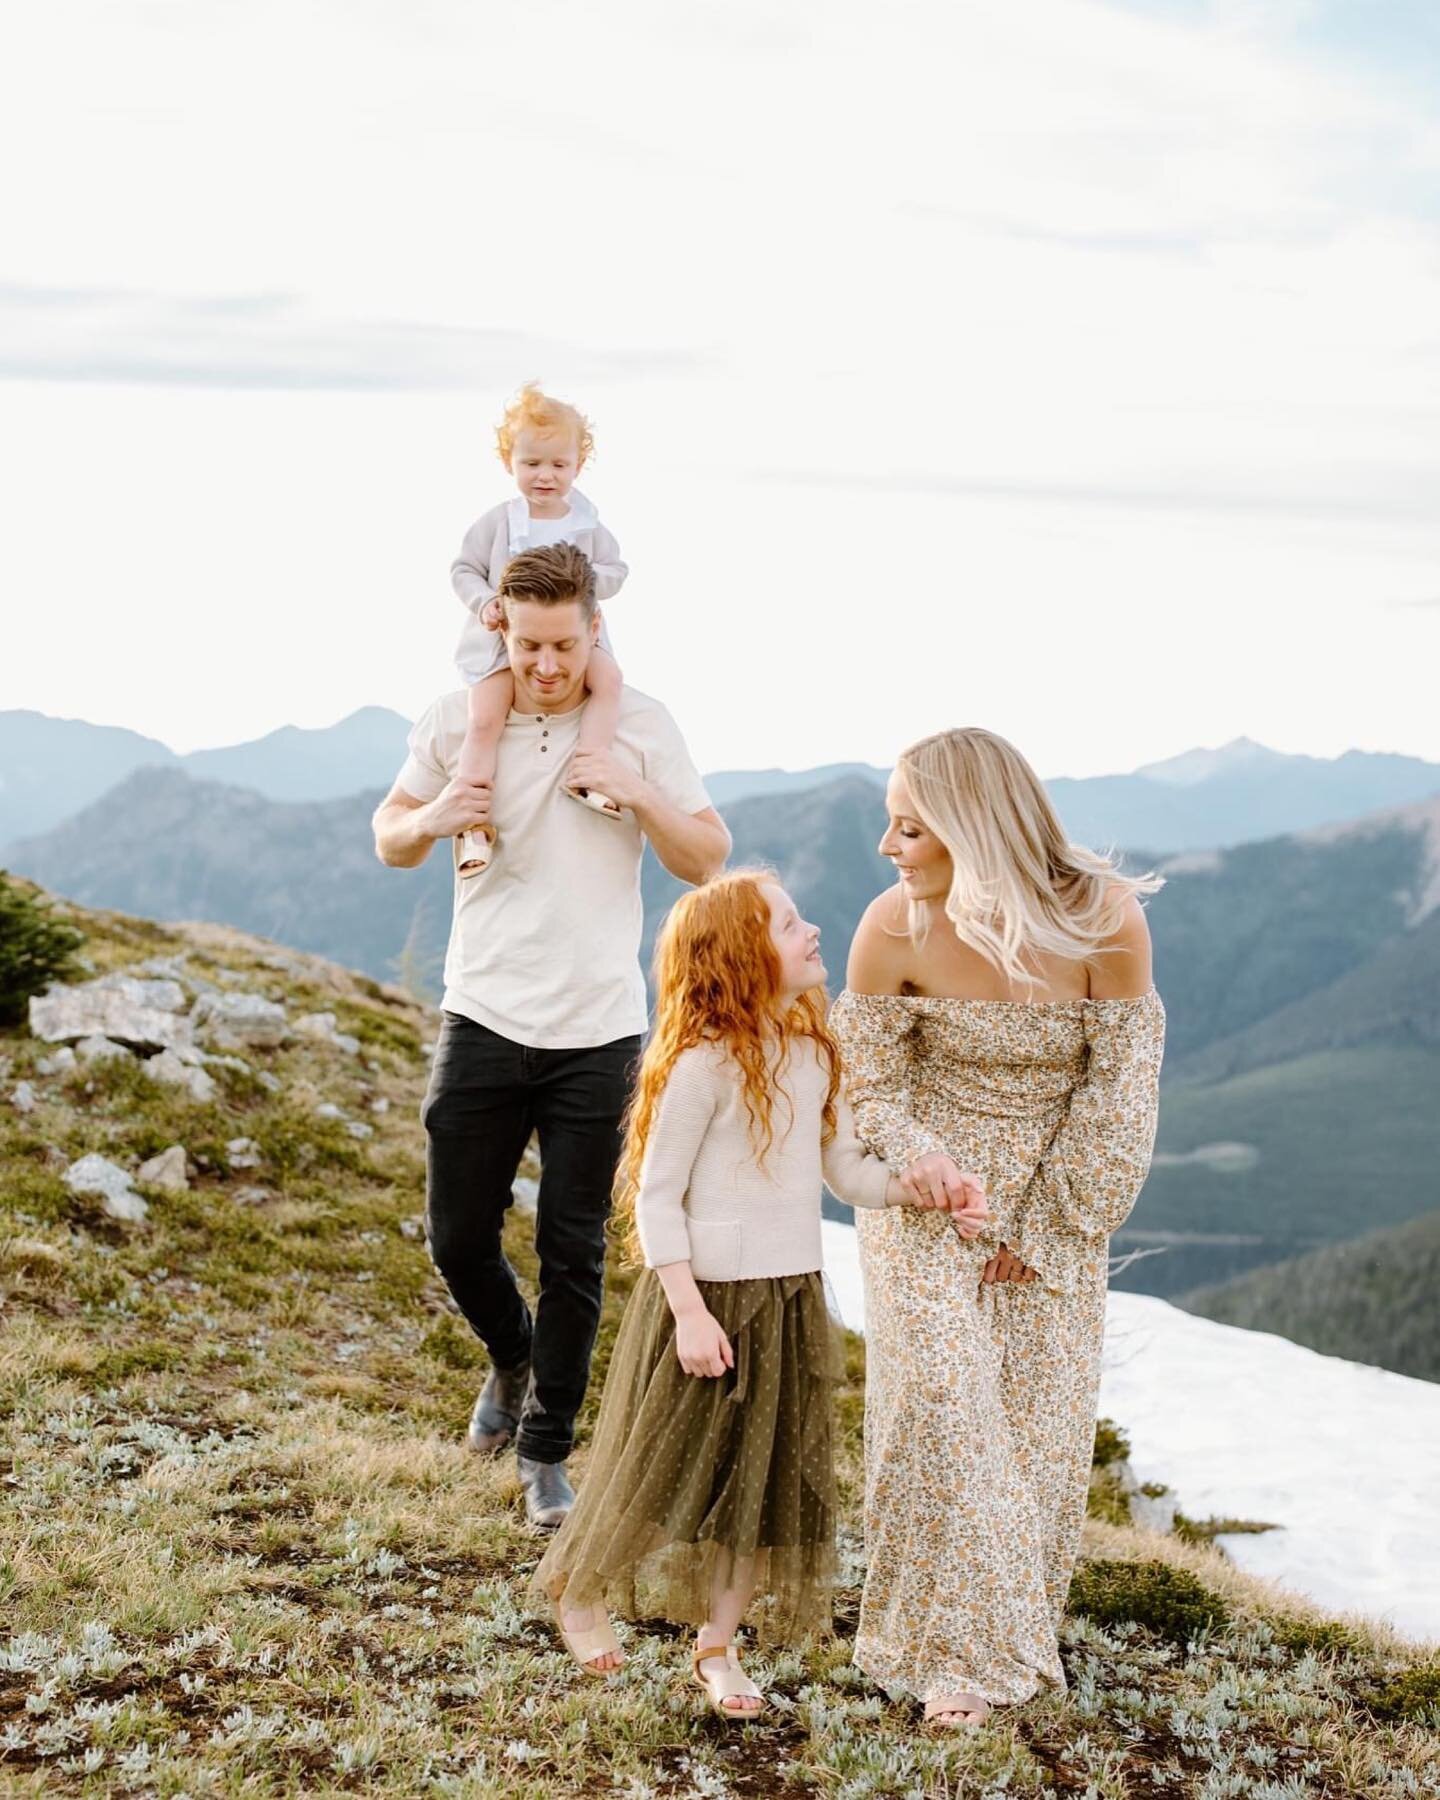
[897, 727, 1162, 985]
[494, 382, 595, 471]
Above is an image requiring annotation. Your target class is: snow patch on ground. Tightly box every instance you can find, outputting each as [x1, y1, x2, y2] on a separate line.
[820, 1221, 1440, 1645]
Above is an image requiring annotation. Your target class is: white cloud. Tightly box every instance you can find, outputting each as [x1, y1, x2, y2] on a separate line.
[1, 0, 1437, 776]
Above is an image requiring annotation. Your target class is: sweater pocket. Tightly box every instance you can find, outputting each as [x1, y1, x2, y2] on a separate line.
[687, 1219, 743, 1282]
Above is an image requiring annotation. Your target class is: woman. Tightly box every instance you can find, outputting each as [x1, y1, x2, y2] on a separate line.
[830, 727, 1165, 1728]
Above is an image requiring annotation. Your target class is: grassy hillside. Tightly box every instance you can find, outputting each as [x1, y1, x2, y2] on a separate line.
[1119, 1046, 1440, 1294]
[2, 895, 1437, 1795]
[1147, 815, 1427, 1064]
[1168, 904, 1440, 1088]
[1182, 1212, 1440, 1383]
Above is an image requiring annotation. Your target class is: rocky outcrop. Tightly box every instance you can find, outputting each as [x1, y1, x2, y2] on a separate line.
[30, 974, 193, 1052]
[191, 992, 288, 1051]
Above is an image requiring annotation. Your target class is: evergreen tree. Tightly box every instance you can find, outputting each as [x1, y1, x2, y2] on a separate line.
[0, 873, 84, 1026]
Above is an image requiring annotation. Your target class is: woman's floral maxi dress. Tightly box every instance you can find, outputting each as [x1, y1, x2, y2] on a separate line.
[830, 991, 1165, 1706]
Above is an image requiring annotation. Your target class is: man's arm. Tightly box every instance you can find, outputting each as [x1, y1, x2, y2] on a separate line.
[639, 800, 730, 887]
[372, 777, 493, 869]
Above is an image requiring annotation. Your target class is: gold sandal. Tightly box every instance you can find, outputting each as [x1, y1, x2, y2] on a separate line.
[565, 786, 623, 821]
[554, 1606, 622, 1677]
[924, 1692, 992, 1729]
[692, 1643, 765, 1719]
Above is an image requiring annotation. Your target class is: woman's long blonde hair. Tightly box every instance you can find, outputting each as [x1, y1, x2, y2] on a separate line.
[613, 870, 840, 1260]
[897, 728, 1162, 986]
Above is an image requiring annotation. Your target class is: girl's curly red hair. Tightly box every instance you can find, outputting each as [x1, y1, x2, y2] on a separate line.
[614, 870, 841, 1261]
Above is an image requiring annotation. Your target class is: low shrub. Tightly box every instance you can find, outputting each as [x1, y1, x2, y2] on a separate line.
[1092, 1416, 1131, 1468]
[1268, 1614, 1365, 1659]
[1365, 1658, 1440, 1724]
[1067, 1557, 1230, 1643]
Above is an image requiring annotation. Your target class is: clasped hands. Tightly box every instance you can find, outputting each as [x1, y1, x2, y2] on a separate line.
[897, 1155, 1037, 1284]
[896, 1153, 989, 1239]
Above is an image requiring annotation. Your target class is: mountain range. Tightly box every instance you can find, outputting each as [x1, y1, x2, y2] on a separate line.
[10, 756, 1440, 1331]
[0, 706, 413, 846]
[5, 707, 1439, 853]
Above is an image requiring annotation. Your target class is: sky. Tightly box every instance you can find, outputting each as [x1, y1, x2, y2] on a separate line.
[3, 0, 1438, 780]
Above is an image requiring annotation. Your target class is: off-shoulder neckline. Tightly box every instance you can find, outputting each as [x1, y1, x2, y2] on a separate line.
[835, 988, 1159, 1010]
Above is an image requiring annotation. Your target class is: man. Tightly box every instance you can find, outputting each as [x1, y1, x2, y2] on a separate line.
[373, 543, 728, 1529]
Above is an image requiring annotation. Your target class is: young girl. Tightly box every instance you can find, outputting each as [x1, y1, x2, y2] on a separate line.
[449, 382, 629, 874]
[533, 869, 988, 1718]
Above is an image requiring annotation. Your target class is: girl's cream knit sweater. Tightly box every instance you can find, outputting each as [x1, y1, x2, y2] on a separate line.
[634, 1039, 895, 1281]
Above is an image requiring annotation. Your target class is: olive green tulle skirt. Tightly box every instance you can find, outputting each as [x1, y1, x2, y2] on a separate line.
[533, 1270, 842, 1643]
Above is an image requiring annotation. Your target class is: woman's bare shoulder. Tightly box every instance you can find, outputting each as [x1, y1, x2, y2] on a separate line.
[1087, 893, 1154, 999]
[846, 887, 912, 994]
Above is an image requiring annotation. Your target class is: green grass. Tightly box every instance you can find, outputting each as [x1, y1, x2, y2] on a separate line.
[1, 897, 1437, 1796]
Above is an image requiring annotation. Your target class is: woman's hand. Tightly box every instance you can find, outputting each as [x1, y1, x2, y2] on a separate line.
[675, 1308, 735, 1379]
[981, 1243, 1037, 1285]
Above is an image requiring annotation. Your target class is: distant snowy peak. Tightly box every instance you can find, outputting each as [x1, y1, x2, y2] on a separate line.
[1136, 737, 1280, 787]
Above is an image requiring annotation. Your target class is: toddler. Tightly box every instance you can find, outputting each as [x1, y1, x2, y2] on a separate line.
[450, 383, 628, 873]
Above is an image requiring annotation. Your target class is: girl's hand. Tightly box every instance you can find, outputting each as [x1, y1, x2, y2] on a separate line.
[481, 598, 504, 630]
[899, 1154, 988, 1218]
[675, 1309, 734, 1379]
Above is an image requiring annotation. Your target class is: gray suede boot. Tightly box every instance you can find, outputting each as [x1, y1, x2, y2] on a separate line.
[466, 1360, 530, 1455]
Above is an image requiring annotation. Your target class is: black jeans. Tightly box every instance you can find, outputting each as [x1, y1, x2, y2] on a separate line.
[421, 1011, 640, 1464]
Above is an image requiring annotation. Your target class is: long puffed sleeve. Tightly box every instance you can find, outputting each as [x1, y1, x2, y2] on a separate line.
[821, 1091, 895, 1211]
[829, 991, 949, 1167]
[450, 506, 508, 615]
[634, 1048, 719, 1269]
[589, 522, 628, 603]
[1011, 991, 1165, 1294]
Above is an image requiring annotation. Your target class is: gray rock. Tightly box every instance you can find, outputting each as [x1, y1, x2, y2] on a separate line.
[315, 1101, 345, 1120]
[136, 956, 191, 983]
[345, 1120, 374, 1141]
[76, 1034, 132, 1065]
[63, 1153, 148, 1223]
[512, 1175, 539, 1213]
[147, 1050, 218, 1104]
[137, 1145, 190, 1192]
[191, 991, 287, 1050]
[369, 1096, 391, 1116]
[29, 977, 196, 1052]
[35, 1047, 78, 1075]
[232, 1186, 274, 1206]
[399, 1214, 425, 1241]
[256, 1071, 281, 1093]
[101, 974, 188, 1013]
[10, 1081, 37, 1114]
[295, 1011, 361, 1056]
[226, 1137, 262, 1170]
